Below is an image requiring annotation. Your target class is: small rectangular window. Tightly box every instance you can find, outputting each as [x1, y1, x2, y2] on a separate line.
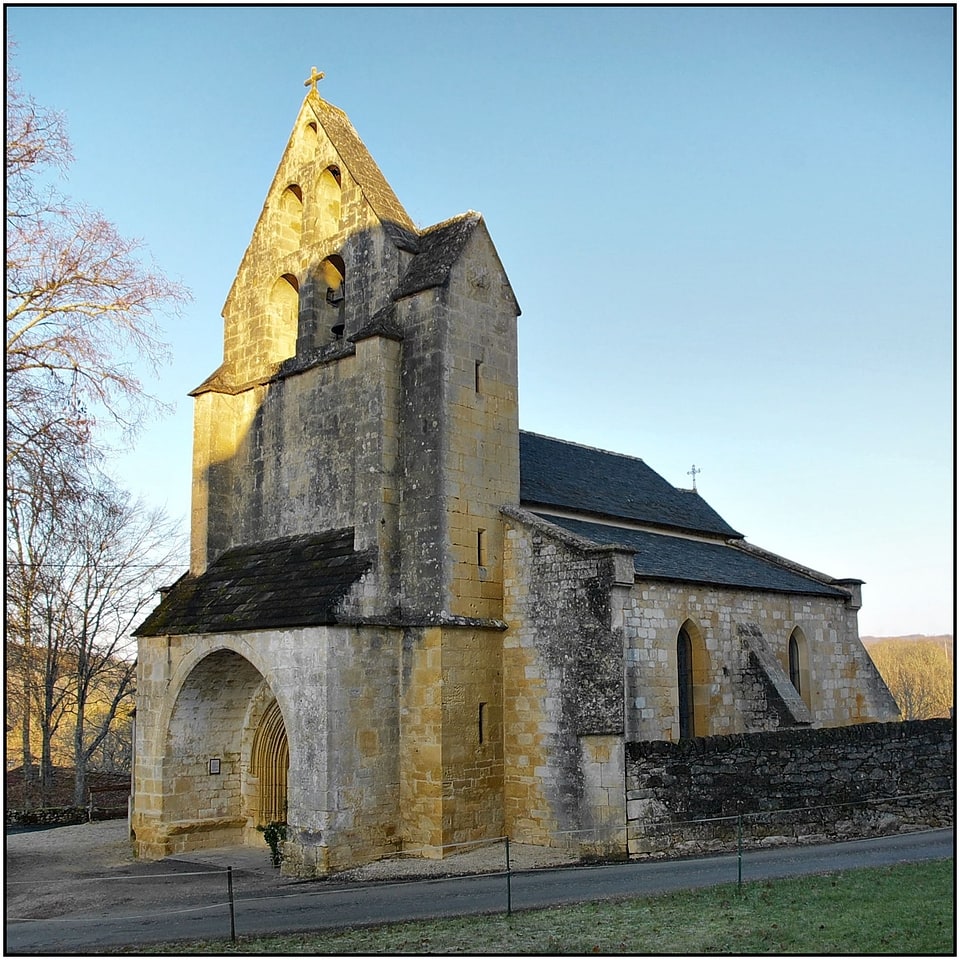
[475, 359, 482, 393]
[477, 528, 487, 567]
[478, 702, 486, 744]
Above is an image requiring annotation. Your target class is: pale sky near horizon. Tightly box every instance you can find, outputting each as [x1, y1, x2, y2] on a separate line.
[7, 5, 954, 638]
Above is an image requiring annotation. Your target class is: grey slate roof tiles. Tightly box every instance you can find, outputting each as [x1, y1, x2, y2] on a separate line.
[135, 528, 372, 637]
[519, 431, 742, 538]
[537, 514, 847, 598]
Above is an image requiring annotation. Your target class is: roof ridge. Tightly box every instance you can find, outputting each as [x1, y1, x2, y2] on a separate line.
[520, 429, 649, 465]
[420, 210, 483, 235]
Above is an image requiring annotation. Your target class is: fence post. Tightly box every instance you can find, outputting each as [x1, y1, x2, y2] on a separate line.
[505, 836, 512, 916]
[227, 866, 236, 942]
[736, 815, 743, 894]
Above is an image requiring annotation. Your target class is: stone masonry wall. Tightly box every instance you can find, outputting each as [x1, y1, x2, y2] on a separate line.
[395, 222, 519, 624]
[622, 580, 898, 742]
[134, 619, 404, 877]
[625, 718, 954, 857]
[501, 509, 629, 850]
[191, 93, 411, 580]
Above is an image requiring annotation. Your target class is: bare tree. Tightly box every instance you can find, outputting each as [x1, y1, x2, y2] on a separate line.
[6, 448, 82, 801]
[5, 53, 190, 806]
[6, 467, 185, 806]
[5, 49, 188, 482]
[63, 483, 184, 806]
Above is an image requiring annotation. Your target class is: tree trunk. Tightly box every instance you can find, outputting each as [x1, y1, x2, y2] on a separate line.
[20, 644, 37, 808]
[73, 695, 87, 808]
[40, 661, 57, 803]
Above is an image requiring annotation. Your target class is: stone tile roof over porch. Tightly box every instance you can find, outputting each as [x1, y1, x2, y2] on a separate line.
[135, 528, 373, 637]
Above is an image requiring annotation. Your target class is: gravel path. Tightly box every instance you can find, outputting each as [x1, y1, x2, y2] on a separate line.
[6, 818, 579, 923]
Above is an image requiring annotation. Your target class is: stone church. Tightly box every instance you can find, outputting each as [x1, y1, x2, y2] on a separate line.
[133, 76, 898, 875]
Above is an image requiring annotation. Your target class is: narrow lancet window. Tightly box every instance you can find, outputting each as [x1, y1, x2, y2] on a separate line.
[677, 628, 695, 740]
[789, 633, 802, 697]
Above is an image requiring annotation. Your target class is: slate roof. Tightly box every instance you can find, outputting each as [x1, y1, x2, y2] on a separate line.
[394, 212, 482, 299]
[519, 432, 742, 538]
[135, 529, 373, 637]
[536, 514, 847, 598]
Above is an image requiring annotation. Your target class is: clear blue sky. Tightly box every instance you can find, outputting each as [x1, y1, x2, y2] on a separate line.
[8, 5, 954, 637]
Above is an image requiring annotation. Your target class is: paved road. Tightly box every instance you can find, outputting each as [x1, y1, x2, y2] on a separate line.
[6, 828, 953, 954]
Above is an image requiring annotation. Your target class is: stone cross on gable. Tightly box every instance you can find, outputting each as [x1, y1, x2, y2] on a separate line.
[304, 66, 325, 93]
[688, 464, 701, 492]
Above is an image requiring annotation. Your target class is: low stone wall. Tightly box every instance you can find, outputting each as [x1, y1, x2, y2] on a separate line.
[626, 718, 953, 857]
[6, 804, 129, 827]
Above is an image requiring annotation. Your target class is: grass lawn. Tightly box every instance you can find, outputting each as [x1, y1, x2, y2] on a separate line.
[138, 858, 953, 955]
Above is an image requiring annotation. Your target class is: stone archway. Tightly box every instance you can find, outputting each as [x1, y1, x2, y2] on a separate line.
[161, 648, 289, 853]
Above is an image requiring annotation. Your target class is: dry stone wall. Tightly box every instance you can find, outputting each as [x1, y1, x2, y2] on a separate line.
[625, 718, 954, 857]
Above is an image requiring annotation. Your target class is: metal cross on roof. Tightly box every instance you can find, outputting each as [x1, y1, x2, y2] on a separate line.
[688, 464, 701, 492]
[304, 66, 325, 93]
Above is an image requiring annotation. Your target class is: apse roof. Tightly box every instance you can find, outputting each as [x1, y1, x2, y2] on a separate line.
[538, 515, 847, 598]
[134, 528, 372, 637]
[519, 431, 742, 538]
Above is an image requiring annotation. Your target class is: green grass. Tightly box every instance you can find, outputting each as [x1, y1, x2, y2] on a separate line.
[135, 859, 954, 955]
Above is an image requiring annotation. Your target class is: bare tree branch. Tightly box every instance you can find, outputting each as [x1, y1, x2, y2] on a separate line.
[5, 49, 190, 481]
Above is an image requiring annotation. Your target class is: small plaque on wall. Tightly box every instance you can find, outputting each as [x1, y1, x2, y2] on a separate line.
[208, 758, 221, 775]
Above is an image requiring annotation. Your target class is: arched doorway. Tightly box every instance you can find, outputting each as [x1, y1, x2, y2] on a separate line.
[251, 698, 289, 825]
[161, 649, 290, 852]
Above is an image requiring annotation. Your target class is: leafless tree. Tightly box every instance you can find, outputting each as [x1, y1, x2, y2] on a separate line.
[6, 448, 81, 801]
[6, 49, 188, 483]
[63, 483, 184, 805]
[6, 467, 185, 805]
[5, 52, 190, 806]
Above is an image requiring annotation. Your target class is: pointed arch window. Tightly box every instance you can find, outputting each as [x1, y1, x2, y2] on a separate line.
[789, 634, 801, 696]
[787, 627, 811, 709]
[677, 627, 695, 740]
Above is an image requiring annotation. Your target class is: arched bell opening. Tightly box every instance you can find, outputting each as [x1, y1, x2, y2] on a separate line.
[266, 273, 300, 363]
[316, 164, 342, 237]
[277, 184, 304, 255]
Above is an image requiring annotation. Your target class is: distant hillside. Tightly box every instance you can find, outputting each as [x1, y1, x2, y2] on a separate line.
[861, 634, 953, 648]
[863, 634, 953, 719]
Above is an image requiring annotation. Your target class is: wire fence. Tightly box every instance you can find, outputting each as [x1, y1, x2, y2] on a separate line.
[629, 788, 954, 852]
[6, 790, 954, 946]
